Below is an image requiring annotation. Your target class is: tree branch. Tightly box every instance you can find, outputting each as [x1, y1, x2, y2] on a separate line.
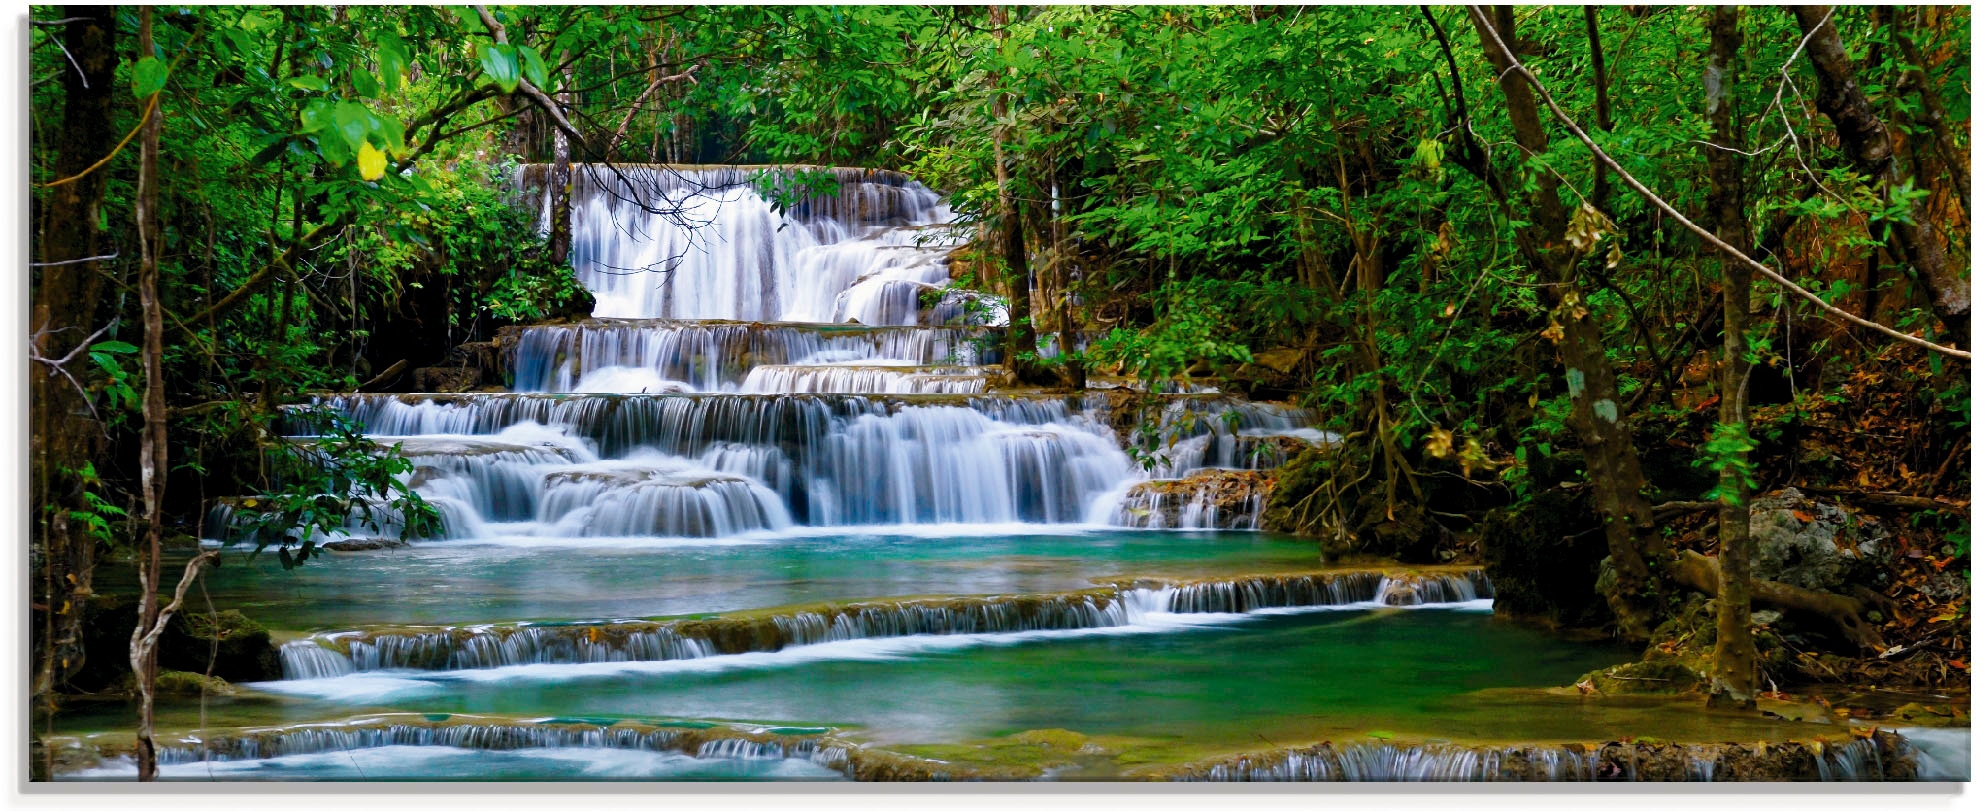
[178, 218, 344, 330]
[473, 6, 588, 149]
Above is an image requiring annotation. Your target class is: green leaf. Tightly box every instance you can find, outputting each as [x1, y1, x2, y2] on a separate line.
[376, 33, 411, 94]
[333, 100, 372, 151]
[298, 98, 333, 134]
[454, 6, 487, 33]
[477, 43, 520, 93]
[317, 131, 353, 166]
[286, 74, 330, 93]
[518, 45, 548, 91]
[351, 68, 380, 98]
[91, 340, 139, 355]
[132, 56, 168, 99]
[374, 115, 407, 157]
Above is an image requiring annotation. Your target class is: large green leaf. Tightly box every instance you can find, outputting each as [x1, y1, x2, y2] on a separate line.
[132, 56, 168, 99]
[518, 45, 549, 91]
[333, 100, 372, 152]
[376, 32, 411, 94]
[477, 43, 520, 93]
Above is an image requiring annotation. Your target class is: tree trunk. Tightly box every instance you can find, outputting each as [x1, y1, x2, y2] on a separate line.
[1675, 551, 1883, 653]
[1582, 6, 1615, 213]
[131, 8, 167, 781]
[1703, 5, 1757, 710]
[1789, 6, 1967, 346]
[988, 6, 1048, 385]
[1469, 6, 1662, 641]
[548, 58, 575, 266]
[30, 9, 118, 771]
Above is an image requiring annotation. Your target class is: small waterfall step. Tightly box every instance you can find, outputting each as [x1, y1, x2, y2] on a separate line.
[50, 713, 857, 781]
[1163, 731, 1922, 782]
[536, 164, 970, 325]
[276, 568, 1494, 677]
[510, 319, 1001, 394]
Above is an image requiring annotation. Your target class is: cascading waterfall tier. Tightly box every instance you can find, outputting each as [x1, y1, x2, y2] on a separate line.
[1167, 733, 1918, 782]
[270, 391, 1318, 535]
[87, 714, 852, 776]
[231, 164, 1333, 542]
[277, 569, 1493, 677]
[509, 320, 999, 393]
[537, 165, 969, 325]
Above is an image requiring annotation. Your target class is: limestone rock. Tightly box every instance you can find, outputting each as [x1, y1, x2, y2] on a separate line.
[1748, 488, 1889, 593]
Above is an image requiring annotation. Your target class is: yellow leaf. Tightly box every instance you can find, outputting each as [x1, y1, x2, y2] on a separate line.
[1425, 427, 1454, 459]
[357, 142, 387, 181]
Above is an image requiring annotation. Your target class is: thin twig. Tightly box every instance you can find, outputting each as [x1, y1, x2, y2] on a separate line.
[31, 252, 118, 268]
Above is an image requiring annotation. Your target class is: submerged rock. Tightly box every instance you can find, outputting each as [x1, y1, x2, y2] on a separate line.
[1574, 660, 1705, 696]
[148, 670, 236, 697]
[320, 537, 410, 552]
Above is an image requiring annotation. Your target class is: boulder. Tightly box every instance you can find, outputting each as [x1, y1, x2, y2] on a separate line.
[1749, 488, 1889, 594]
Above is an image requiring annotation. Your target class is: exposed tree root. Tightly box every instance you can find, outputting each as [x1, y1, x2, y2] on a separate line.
[1672, 550, 1884, 654]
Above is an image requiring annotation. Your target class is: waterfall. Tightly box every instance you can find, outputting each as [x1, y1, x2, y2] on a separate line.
[552, 166, 966, 323]
[149, 715, 836, 772]
[233, 165, 1333, 545]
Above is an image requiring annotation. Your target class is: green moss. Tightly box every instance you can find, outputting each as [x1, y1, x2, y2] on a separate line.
[1575, 660, 1705, 696]
[151, 670, 235, 697]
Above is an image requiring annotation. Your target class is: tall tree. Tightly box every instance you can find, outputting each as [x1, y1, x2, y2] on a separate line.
[1466, 5, 1663, 640]
[29, 6, 118, 745]
[1703, 5, 1757, 709]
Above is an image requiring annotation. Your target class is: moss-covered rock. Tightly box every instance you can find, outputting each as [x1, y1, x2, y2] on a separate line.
[71, 600, 279, 692]
[1575, 660, 1705, 696]
[149, 670, 236, 697]
[159, 609, 281, 683]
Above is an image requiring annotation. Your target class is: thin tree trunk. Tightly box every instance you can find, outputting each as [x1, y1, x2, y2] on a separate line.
[1583, 6, 1615, 213]
[988, 5, 1046, 385]
[1468, 5, 1662, 641]
[1703, 5, 1757, 710]
[130, 8, 167, 780]
[1789, 6, 1967, 345]
[31, 10, 118, 775]
[548, 57, 574, 266]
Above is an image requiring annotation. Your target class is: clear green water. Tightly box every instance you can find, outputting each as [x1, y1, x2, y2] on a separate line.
[181, 529, 1318, 631]
[63, 529, 1840, 779]
[239, 607, 1815, 751]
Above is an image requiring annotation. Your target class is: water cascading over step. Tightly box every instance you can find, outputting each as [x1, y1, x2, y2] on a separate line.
[275, 570, 1494, 678]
